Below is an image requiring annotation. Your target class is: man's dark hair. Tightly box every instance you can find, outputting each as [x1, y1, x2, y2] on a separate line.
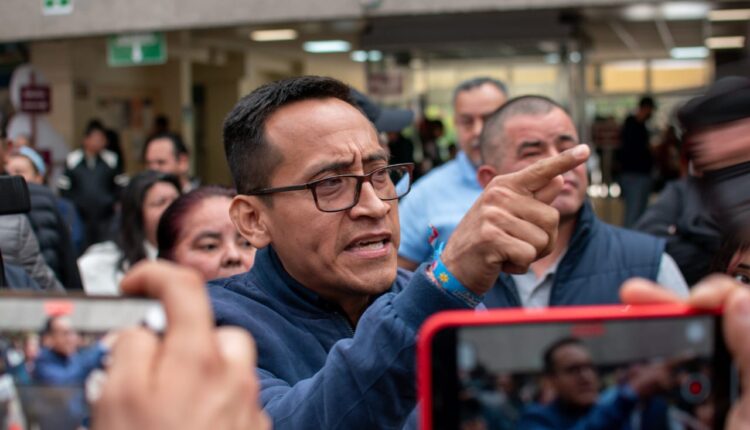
[42, 314, 65, 336]
[223, 76, 356, 195]
[452, 77, 508, 105]
[143, 132, 189, 161]
[84, 119, 106, 137]
[543, 337, 584, 375]
[479, 95, 566, 165]
[639, 96, 656, 109]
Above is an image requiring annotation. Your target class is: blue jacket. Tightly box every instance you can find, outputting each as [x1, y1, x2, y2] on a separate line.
[33, 345, 106, 386]
[209, 246, 469, 430]
[519, 387, 671, 430]
[484, 202, 665, 307]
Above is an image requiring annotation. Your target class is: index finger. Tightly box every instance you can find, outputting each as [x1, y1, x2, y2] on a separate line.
[508, 144, 589, 193]
[120, 260, 214, 348]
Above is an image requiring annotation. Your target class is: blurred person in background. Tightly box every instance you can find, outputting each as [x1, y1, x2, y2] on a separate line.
[157, 186, 255, 281]
[142, 132, 198, 193]
[7, 146, 85, 283]
[0, 212, 63, 291]
[635, 77, 750, 286]
[78, 171, 180, 295]
[33, 315, 109, 386]
[520, 337, 677, 429]
[617, 96, 657, 228]
[58, 120, 124, 249]
[398, 77, 508, 269]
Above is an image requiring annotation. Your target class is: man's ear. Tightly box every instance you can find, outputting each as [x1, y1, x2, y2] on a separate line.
[178, 154, 190, 175]
[230, 195, 272, 249]
[477, 165, 497, 189]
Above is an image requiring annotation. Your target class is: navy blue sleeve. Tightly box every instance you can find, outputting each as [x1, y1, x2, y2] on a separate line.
[33, 345, 106, 386]
[258, 267, 469, 430]
[519, 387, 638, 430]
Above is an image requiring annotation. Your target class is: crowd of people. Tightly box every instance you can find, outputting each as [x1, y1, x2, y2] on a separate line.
[0, 72, 749, 429]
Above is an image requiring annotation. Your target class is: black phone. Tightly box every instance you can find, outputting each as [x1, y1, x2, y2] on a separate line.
[0, 291, 163, 430]
[418, 305, 733, 430]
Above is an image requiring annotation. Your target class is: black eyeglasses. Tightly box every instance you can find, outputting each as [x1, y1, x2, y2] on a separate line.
[245, 163, 415, 213]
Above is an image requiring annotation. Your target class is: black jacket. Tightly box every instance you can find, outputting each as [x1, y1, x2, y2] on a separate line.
[26, 183, 83, 289]
[634, 177, 721, 286]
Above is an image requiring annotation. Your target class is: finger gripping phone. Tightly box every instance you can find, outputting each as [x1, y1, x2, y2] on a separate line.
[418, 305, 731, 430]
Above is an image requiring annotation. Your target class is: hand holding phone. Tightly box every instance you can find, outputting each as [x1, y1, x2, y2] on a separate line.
[92, 261, 271, 430]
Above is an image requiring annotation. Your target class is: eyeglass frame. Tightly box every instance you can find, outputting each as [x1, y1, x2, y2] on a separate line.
[243, 162, 415, 213]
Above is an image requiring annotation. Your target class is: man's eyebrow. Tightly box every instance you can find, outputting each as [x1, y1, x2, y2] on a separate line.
[306, 151, 389, 179]
[556, 134, 578, 143]
[738, 263, 750, 271]
[363, 151, 389, 164]
[516, 140, 543, 156]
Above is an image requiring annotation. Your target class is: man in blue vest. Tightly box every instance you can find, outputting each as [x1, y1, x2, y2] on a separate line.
[475, 95, 688, 308]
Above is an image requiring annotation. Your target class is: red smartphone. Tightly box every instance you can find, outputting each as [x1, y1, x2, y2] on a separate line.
[418, 304, 732, 430]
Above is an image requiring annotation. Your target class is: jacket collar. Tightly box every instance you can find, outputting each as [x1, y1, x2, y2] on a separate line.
[455, 151, 479, 186]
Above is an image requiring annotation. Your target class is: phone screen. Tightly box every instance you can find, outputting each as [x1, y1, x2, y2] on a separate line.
[0, 292, 162, 430]
[429, 314, 731, 430]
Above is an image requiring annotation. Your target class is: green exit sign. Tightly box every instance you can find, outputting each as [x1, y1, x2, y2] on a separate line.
[107, 33, 167, 67]
[43, 0, 73, 15]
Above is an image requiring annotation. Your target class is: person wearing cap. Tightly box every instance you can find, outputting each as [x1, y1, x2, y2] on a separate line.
[397, 77, 508, 269]
[6, 146, 85, 287]
[635, 76, 750, 286]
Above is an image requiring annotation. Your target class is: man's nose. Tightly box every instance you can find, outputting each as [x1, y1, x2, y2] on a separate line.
[349, 182, 390, 219]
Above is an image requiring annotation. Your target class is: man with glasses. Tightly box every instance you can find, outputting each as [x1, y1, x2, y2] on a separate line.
[210, 76, 588, 429]
[476, 96, 687, 308]
[398, 77, 508, 270]
[520, 337, 676, 429]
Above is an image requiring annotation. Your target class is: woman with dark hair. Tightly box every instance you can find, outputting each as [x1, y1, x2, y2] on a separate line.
[78, 171, 181, 294]
[157, 186, 255, 281]
[713, 238, 750, 285]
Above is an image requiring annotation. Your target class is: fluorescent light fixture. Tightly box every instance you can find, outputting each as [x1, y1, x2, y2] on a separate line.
[544, 53, 560, 64]
[670, 46, 709, 59]
[368, 50, 383, 62]
[653, 59, 706, 69]
[351, 50, 368, 62]
[709, 9, 750, 22]
[661, 2, 709, 20]
[250, 29, 298, 42]
[623, 4, 657, 21]
[623, 2, 709, 21]
[706, 36, 746, 49]
[350, 50, 383, 62]
[303, 40, 351, 53]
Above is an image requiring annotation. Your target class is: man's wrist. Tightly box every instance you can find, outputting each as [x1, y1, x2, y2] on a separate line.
[427, 257, 483, 308]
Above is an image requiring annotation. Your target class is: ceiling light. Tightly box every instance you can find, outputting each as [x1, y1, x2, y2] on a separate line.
[709, 9, 750, 22]
[351, 50, 368, 62]
[623, 2, 710, 21]
[661, 2, 710, 20]
[653, 59, 706, 69]
[706, 36, 745, 49]
[368, 50, 383, 62]
[250, 29, 298, 42]
[670, 46, 710, 59]
[623, 4, 658, 21]
[303, 40, 351, 53]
